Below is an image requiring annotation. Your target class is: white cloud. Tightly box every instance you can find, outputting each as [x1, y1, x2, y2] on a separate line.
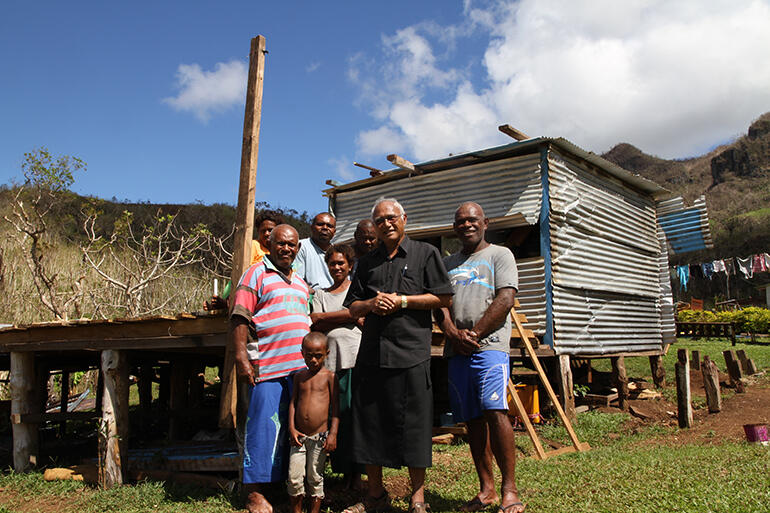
[163, 60, 247, 122]
[351, 0, 770, 160]
[328, 156, 359, 181]
[306, 61, 321, 73]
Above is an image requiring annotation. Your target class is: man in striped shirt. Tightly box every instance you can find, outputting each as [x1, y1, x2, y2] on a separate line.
[231, 224, 311, 513]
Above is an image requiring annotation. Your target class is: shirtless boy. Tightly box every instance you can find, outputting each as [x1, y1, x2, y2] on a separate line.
[288, 332, 340, 513]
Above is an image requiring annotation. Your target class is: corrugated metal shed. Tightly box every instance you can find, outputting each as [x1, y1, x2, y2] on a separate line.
[325, 136, 708, 357]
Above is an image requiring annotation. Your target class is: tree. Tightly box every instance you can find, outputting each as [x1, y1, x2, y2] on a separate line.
[81, 209, 209, 317]
[3, 148, 87, 320]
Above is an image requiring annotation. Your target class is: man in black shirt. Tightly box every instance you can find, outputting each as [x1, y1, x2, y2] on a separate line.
[344, 198, 453, 513]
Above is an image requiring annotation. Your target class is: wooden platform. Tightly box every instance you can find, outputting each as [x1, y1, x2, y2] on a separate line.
[675, 321, 736, 345]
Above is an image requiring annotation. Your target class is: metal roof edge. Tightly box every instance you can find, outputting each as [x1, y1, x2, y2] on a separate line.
[324, 136, 672, 199]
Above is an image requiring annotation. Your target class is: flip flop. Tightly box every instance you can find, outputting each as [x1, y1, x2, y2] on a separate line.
[499, 502, 526, 513]
[460, 497, 495, 512]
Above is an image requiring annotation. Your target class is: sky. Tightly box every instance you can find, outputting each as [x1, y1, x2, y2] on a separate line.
[2, 0, 770, 216]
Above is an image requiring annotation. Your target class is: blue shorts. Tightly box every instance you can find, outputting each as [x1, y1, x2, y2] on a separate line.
[243, 376, 293, 484]
[448, 351, 510, 423]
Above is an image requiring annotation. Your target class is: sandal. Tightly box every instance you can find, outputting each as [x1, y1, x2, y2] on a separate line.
[343, 491, 391, 513]
[410, 502, 431, 513]
[460, 497, 495, 512]
[499, 502, 526, 513]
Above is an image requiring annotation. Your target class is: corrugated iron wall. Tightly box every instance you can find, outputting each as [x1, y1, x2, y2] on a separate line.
[516, 257, 546, 336]
[657, 195, 714, 254]
[656, 219, 677, 345]
[548, 150, 663, 354]
[330, 154, 543, 241]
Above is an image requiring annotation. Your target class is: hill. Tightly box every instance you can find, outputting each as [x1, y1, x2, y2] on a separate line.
[602, 112, 770, 263]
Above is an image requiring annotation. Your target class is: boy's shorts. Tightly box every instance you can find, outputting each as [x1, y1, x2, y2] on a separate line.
[287, 431, 328, 498]
[243, 376, 292, 484]
[448, 350, 509, 423]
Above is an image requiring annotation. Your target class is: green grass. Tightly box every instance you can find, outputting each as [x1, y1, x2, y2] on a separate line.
[738, 207, 770, 219]
[2, 408, 769, 512]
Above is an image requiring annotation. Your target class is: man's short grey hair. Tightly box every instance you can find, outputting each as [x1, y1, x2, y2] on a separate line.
[371, 197, 405, 218]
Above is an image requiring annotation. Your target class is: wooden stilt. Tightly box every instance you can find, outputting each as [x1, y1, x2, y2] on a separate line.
[649, 354, 666, 388]
[219, 35, 267, 429]
[735, 350, 751, 375]
[723, 350, 744, 392]
[99, 350, 129, 489]
[158, 364, 170, 409]
[701, 356, 721, 413]
[556, 355, 576, 422]
[10, 352, 39, 471]
[675, 349, 693, 428]
[610, 356, 629, 411]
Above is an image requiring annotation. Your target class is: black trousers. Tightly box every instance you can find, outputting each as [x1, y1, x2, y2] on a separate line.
[351, 360, 433, 469]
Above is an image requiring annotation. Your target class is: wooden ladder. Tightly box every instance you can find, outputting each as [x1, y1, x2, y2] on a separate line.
[507, 300, 590, 459]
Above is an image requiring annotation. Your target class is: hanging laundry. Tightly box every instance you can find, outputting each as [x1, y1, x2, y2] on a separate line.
[712, 259, 726, 273]
[701, 262, 714, 279]
[690, 263, 703, 279]
[764, 253, 770, 269]
[752, 254, 767, 273]
[724, 257, 736, 276]
[737, 256, 753, 278]
[677, 265, 690, 291]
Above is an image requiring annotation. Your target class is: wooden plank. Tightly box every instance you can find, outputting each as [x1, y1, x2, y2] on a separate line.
[582, 392, 618, 407]
[543, 442, 591, 459]
[353, 162, 384, 176]
[510, 309, 585, 453]
[747, 359, 759, 375]
[498, 124, 530, 141]
[649, 354, 666, 388]
[220, 35, 267, 430]
[675, 348, 693, 428]
[99, 350, 129, 488]
[432, 426, 468, 436]
[610, 356, 629, 411]
[0, 316, 228, 349]
[0, 333, 228, 353]
[507, 379, 546, 460]
[10, 352, 38, 471]
[386, 154, 420, 174]
[701, 355, 721, 413]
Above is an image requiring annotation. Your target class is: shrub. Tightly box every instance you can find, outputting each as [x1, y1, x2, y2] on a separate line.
[678, 307, 770, 334]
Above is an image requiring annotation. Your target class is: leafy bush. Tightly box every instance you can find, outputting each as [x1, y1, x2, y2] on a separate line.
[678, 307, 770, 333]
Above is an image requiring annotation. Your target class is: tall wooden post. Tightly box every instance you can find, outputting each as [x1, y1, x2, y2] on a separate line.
[10, 352, 38, 472]
[701, 356, 722, 413]
[169, 360, 189, 440]
[219, 35, 267, 429]
[675, 348, 693, 428]
[59, 370, 70, 437]
[99, 350, 129, 489]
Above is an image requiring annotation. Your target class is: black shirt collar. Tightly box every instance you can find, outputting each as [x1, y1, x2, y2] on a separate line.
[375, 234, 411, 260]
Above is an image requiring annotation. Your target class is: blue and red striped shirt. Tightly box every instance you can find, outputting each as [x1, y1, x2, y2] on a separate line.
[231, 257, 310, 382]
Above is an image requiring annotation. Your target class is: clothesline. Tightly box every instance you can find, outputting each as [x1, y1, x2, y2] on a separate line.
[672, 252, 770, 291]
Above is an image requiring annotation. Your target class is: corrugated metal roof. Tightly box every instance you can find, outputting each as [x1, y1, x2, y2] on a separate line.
[324, 137, 670, 199]
[331, 154, 543, 242]
[657, 195, 714, 254]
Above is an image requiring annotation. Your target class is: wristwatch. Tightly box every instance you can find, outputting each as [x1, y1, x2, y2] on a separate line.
[401, 295, 408, 309]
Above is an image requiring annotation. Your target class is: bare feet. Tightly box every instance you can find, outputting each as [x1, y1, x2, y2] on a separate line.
[289, 494, 303, 513]
[309, 496, 323, 513]
[245, 490, 273, 513]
